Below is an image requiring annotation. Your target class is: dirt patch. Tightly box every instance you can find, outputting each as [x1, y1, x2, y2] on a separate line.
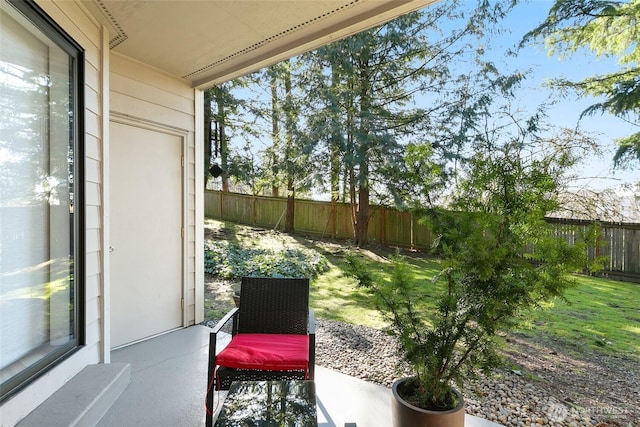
[503, 335, 639, 426]
[203, 274, 238, 321]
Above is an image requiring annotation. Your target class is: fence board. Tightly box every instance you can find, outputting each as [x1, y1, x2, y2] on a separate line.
[294, 199, 332, 235]
[413, 216, 432, 250]
[255, 197, 285, 227]
[335, 202, 354, 240]
[367, 206, 383, 245]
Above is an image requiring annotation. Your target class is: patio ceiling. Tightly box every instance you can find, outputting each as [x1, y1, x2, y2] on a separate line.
[82, 0, 438, 88]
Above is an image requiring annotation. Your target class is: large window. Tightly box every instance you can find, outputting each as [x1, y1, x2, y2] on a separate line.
[0, 0, 83, 401]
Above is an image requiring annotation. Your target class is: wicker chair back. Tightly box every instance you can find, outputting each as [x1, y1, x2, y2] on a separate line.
[237, 277, 309, 335]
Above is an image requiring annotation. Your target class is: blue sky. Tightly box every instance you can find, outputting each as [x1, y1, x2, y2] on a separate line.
[483, 0, 638, 189]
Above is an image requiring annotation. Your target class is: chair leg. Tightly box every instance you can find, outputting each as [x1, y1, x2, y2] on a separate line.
[205, 332, 217, 427]
[308, 333, 315, 380]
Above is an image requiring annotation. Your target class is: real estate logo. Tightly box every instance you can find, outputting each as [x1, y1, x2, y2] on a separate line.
[546, 401, 568, 422]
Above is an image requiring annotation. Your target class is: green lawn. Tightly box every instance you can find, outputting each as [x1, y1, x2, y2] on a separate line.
[205, 219, 640, 362]
[513, 275, 640, 358]
[309, 249, 443, 329]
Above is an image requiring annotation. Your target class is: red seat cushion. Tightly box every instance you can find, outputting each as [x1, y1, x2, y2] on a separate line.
[215, 333, 309, 371]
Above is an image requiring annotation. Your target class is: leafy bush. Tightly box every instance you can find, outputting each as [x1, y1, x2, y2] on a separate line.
[204, 241, 328, 279]
[346, 138, 591, 412]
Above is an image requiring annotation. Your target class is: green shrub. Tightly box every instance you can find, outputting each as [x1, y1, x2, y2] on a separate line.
[204, 241, 328, 279]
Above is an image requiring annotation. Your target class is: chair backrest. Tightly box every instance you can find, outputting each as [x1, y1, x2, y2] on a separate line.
[238, 277, 309, 335]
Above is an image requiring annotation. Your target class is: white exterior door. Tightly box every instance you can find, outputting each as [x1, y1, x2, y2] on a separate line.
[109, 120, 184, 348]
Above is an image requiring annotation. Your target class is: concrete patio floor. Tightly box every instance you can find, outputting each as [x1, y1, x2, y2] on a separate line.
[98, 325, 502, 427]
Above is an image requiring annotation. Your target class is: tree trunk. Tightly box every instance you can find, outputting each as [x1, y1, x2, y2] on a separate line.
[216, 90, 229, 192]
[204, 89, 213, 187]
[353, 59, 371, 245]
[349, 167, 357, 240]
[285, 180, 295, 233]
[330, 64, 341, 203]
[346, 76, 356, 233]
[284, 62, 295, 233]
[355, 184, 370, 245]
[270, 71, 280, 197]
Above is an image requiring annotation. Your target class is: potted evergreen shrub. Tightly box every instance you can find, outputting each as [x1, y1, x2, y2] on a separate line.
[345, 147, 592, 426]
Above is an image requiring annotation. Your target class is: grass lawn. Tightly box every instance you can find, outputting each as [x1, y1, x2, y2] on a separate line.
[309, 247, 443, 329]
[513, 275, 640, 358]
[204, 219, 640, 363]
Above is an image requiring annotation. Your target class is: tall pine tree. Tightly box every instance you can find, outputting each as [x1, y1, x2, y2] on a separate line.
[303, 0, 519, 244]
[523, 0, 640, 169]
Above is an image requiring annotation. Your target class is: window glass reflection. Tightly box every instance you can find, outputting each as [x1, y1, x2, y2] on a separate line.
[0, 2, 76, 393]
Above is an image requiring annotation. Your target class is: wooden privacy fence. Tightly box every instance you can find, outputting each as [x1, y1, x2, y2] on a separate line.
[205, 190, 640, 283]
[204, 190, 431, 247]
[543, 218, 640, 283]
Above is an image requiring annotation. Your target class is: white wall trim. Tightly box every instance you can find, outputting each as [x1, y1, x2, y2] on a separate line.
[110, 112, 192, 136]
[182, 131, 189, 328]
[100, 24, 111, 364]
[194, 89, 204, 323]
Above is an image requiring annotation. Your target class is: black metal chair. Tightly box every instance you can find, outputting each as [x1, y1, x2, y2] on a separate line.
[205, 276, 315, 427]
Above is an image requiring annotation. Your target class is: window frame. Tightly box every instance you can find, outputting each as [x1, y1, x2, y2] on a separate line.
[0, 0, 85, 403]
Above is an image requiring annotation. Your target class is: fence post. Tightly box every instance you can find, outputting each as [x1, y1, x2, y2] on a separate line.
[331, 200, 337, 239]
[218, 191, 223, 219]
[252, 195, 256, 225]
[410, 212, 414, 250]
[381, 206, 386, 246]
[594, 220, 601, 259]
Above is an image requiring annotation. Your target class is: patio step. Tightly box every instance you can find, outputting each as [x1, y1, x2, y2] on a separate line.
[17, 363, 131, 427]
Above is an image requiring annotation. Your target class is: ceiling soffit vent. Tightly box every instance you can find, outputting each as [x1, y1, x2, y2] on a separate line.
[182, 0, 361, 80]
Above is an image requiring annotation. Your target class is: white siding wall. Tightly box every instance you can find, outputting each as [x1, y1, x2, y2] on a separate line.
[110, 54, 201, 327]
[1, 1, 107, 424]
[1, 2, 204, 422]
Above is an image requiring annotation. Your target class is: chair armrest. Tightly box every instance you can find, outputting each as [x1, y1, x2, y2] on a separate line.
[206, 306, 240, 425]
[308, 309, 315, 335]
[211, 307, 239, 334]
[307, 309, 315, 380]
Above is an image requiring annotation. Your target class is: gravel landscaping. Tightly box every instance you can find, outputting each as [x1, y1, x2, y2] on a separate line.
[314, 318, 638, 427]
